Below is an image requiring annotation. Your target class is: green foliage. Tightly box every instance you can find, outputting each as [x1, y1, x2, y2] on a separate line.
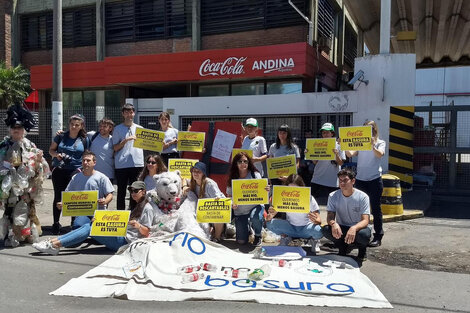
[0, 62, 32, 109]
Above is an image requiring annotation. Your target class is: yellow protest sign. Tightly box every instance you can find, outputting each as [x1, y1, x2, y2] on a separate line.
[168, 158, 198, 180]
[339, 126, 372, 151]
[90, 210, 130, 237]
[305, 138, 337, 160]
[231, 179, 268, 205]
[177, 131, 205, 152]
[272, 186, 310, 213]
[266, 154, 297, 179]
[196, 198, 232, 223]
[231, 148, 253, 160]
[61, 190, 98, 216]
[133, 128, 164, 152]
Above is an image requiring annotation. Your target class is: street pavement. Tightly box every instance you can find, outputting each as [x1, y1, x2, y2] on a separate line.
[1, 179, 469, 312]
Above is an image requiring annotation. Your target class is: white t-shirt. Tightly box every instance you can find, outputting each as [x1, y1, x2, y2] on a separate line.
[311, 142, 345, 187]
[226, 171, 263, 216]
[66, 171, 115, 210]
[88, 131, 115, 180]
[125, 202, 155, 243]
[241, 136, 267, 175]
[327, 188, 370, 227]
[112, 123, 144, 169]
[356, 139, 386, 181]
[162, 128, 179, 154]
[286, 195, 319, 227]
[268, 143, 300, 159]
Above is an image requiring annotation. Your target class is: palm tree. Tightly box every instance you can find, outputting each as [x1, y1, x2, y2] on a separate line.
[0, 62, 31, 109]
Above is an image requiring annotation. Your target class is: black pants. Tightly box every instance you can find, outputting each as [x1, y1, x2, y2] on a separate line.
[322, 224, 371, 252]
[355, 177, 384, 239]
[115, 167, 143, 210]
[51, 167, 76, 225]
[161, 152, 179, 167]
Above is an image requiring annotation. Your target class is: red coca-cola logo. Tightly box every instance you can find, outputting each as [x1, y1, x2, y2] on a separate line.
[199, 57, 246, 77]
[102, 214, 120, 221]
[313, 142, 328, 147]
[241, 183, 258, 189]
[281, 190, 300, 197]
[71, 194, 89, 200]
[184, 133, 198, 139]
[347, 130, 363, 137]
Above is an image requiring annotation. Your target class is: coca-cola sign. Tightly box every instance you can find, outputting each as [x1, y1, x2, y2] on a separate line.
[199, 57, 246, 77]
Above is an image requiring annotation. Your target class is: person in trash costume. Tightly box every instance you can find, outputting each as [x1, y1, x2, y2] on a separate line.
[0, 104, 50, 247]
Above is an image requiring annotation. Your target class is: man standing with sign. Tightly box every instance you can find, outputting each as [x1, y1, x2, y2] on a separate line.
[323, 169, 371, 264]
[113, 103, 144, 210]
[57, 151, 114, 229]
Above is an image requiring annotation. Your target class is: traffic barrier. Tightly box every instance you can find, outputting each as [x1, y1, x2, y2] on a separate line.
[381, 174, 404, 215]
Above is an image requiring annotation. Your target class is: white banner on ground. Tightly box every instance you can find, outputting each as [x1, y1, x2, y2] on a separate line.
[51, 233, 392, 308]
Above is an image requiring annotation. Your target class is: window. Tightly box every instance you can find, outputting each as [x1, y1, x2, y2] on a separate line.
[21, 13, 53, 51]
[232, 83, 264, 96]
[199, 85, 229, 97]
[344, 21, 357, 70]
[105, 0, 135, 43]
[317, 0, 335, 40]
[266, 81, 302, 94]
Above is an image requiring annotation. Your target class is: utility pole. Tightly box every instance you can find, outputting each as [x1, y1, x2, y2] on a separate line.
[52, 0, 63, 138]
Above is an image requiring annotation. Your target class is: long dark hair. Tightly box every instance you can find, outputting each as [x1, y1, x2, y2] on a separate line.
[138, 154, 167, 181]
[130, 190, 149, 220]
[68, 115, 87, 138]
[275, 124, 295, 149]
[283, 174, 305, 187]
[227, 152, 258, 187]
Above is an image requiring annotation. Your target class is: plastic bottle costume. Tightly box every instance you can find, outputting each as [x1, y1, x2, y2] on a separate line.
[0, 104, 50, 246]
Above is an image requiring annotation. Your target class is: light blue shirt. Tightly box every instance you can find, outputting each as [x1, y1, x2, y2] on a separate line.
[112, 123, 144, 169]
[89, 131, 115, 179]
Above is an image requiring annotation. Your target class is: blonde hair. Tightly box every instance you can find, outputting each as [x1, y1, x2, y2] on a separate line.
[364, 120, 379, 141]
[190, 174, 207, 199]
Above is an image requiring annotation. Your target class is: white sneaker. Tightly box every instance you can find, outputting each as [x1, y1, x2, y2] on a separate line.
[279, 236, 292, 246]
[309, 238, 321, 253]
[32, 240, 60, 255]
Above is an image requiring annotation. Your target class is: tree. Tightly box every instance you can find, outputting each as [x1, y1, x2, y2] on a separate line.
[0, 62, 32, 109]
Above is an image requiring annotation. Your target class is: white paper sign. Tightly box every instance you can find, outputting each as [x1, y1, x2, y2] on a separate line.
[211, 129, 237, 162]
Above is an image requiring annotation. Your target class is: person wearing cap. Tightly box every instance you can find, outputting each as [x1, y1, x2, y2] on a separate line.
[32, 180, 154, 255]
[241, 118, 268, 177]
[113, 103, 144, 210]
[268, 124, 301, 185]
[186, 161, 225, 242]
[309, 123, 345, 202]
[49, 114, 91, 235]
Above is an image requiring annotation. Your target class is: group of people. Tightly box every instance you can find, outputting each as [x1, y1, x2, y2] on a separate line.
[0, 101, 387, 264]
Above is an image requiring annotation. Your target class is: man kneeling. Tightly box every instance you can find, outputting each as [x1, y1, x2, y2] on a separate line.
[322, 168, 371, 263]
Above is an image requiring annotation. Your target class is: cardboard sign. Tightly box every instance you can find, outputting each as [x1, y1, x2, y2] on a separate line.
[305, 138, 337, 160]
[266, 154, 297, 179]
[231, 148, 253, 160]
[196, 198, 232, 223]
[168, 158, 198, 180]
[211, 129, 237, 162]
[231, 179, 268, 205]
[272, 186, 311, 213]
[61, 191, 98, 216]
[133, 128, 164, 152]
[177, 131, 205, 152]
[339, 126, 372, 151]
[90, 210, 130, 237]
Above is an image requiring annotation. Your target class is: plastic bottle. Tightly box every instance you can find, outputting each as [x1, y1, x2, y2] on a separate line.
[248, 264, 271, 281]
[181, 273, 205, 283]
[272, 259, 291, 268]
[177, 265, 201, 274]
[223, 269, 249, 279]
[200, 263, 217, 272]
[253, 247, 266, 259]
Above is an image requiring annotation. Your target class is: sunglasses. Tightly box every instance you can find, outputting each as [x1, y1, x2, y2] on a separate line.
[146, 161, 157, 165]
[237, 160, 249, 164]
[129, 188, 143, 194]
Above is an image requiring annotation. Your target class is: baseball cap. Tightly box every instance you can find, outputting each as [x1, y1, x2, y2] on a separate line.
[128, 181, 146, 191]
[245, 118, 258, 127]
[320, 123, 335, 132]
[191, 162, 207, 176]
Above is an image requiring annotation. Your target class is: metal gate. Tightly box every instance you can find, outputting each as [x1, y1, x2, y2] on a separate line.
[414, 105, 470, 192]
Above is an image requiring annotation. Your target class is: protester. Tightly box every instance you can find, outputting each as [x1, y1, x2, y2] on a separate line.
[309, 123, 345, 201]
[346, 120, 385, 247]
[57, 151, 114, 229]
[241, 118, 268, 177]
[138, 154, 167, 191]
[266, 174, 322, 253]
[88, 118, 115, 183]
[32, 181, 153, 255]
[322, 168, 371, 263]
[49, 114, 90, 234]
[226, 152, 268, 246]
[113, 103, 144, 210]
[0, 104, 50, 246]
[159, 112, 179, 166]
[268, 124, 300, 186]
[186, 161, 225, 242]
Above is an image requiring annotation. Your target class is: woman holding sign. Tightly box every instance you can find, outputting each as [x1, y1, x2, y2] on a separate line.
[159, 112, 179, 166]
[138, 154, 168, 191]
[32, 181, 154, 255]
[266, 174, 323, 253]
[226, 152, 268, 246]
[346, 120, 386, 247]
[268, 124, 300, 185]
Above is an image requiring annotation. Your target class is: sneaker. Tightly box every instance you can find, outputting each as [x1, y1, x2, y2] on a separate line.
[279, 235, 292, 246]
[252, 236, 262, 247]
[51, 222, 61, 235]
[32, 240, 60, 255]
[309, 238, 321, 253]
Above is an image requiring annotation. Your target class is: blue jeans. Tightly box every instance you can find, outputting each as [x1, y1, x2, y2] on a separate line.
[58, 223, 127, 251]
[267, 219, 323, 239]
[72, 216, 92, 230]
[234, 205, 264, 243]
